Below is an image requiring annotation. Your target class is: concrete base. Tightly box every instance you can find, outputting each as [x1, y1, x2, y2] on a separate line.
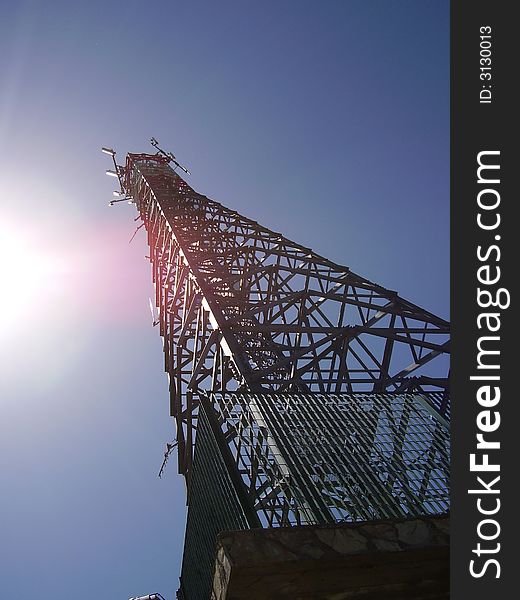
[211, 515, 449, 600]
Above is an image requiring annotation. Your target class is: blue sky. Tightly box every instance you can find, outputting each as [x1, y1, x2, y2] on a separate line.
[0, 1, 448, 598]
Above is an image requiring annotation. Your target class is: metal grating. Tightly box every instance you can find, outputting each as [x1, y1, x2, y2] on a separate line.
[179, 391, 449, 598]
[210, 392, 450, 526]
[178, 402, 259, 600]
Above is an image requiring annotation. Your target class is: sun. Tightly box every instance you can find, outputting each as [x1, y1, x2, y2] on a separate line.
[0, 225, 61, 337]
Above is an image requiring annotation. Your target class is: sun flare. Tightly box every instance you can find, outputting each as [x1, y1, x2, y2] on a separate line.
[0, 226, 61, 336]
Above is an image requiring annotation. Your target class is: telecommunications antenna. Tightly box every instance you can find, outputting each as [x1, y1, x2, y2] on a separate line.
[150, 137, 191, 175]
[101, 146, 133, 206]
[158, 441, 178, 478]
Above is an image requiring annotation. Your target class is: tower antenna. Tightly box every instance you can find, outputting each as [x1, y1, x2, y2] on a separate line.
[150, 137, 191, 175]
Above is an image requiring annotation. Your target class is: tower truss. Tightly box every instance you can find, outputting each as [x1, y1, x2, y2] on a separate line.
[114, 149, 450, 479]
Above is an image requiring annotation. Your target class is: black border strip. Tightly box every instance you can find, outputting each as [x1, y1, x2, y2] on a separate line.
[451, 2, 514, 597]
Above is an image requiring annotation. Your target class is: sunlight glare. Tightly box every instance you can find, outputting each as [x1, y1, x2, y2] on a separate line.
[0, 226, 61, 337]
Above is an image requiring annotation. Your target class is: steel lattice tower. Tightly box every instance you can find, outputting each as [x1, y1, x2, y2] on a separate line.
[104, 144, 450, 599]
